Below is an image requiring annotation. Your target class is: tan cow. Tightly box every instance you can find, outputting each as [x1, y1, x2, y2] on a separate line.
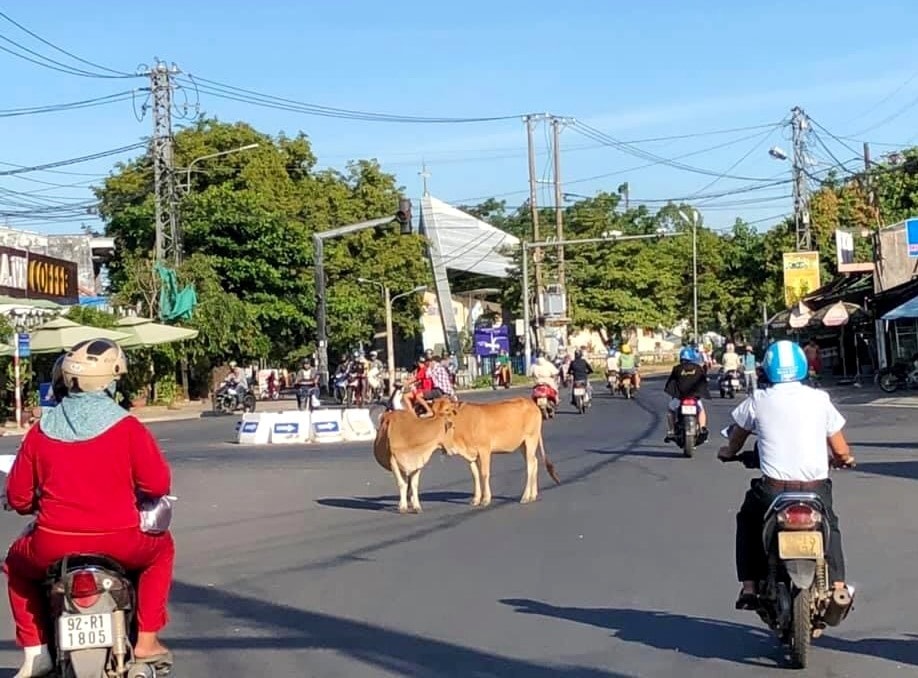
[373, 404, 459, 514]
[430, 397, 560, 507]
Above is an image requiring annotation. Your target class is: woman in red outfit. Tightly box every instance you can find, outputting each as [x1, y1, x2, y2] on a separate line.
[3, 339, 174, 677]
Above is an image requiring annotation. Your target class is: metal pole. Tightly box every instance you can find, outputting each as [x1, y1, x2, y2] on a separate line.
[313, 234, 328, 393]
[526, 115, 544, 352]
[522, 243, 531, 368]
[552, 117, 565, 290]
[693, 218, 699, 341]
[385, 285, 395, 394]
[13, 335, 21, 430]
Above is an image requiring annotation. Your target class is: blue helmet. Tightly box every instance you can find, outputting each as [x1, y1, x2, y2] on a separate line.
[763, 340, 808, 384]
[679, 347, 697, 363]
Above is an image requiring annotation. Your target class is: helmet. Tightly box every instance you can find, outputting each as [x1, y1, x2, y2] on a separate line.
[763, 340, 808, 384]
[369, 350, 378, 357]
[621, 344, 632, 355]
[574, 349, 583, 359]
[61, 338, 127, 393]
[51, 355, 68, 401]
[352, 350, 361, 358]
[229, 360, 238, 368]
[679, 347, 697, 363]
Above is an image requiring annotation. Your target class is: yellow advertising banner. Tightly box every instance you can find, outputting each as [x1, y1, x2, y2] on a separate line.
[782, 251, 821, 306]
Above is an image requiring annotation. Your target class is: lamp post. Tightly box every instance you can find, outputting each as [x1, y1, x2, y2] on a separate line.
[357, 278, 427, 392]
[678, 207, 700, 342]
[183, 143, 260, 192]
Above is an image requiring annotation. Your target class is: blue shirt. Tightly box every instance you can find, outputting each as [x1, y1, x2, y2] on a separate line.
[742, 353, 756, 371]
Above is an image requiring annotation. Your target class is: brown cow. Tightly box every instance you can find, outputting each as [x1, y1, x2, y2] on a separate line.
[430, 397, 560, 507]
[373, 403, 459, 513]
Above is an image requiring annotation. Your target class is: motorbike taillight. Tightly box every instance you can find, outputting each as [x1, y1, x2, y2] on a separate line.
[681, 397, 698, 406]
[777, 504, 822, 530]
[70, 571, 102, 609]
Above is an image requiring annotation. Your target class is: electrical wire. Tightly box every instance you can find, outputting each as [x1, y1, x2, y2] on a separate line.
[0, 143, 145, 177]
[0, 91, 136, 118]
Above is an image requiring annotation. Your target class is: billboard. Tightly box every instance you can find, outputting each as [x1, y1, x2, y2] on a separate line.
[473, 325, 509, 357]
[783, 251, 821, 306]
[0, 245, 78, 303]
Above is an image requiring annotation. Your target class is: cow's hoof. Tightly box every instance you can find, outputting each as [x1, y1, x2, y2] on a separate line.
[398, 505, 410, 514]
[520, 496, 534, 504]
[480, 498, 492, 508]
[470, 497, 482, 507]
[411, 505, 423, 514]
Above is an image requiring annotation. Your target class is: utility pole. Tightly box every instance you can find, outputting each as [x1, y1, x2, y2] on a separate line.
[147, 60, 181, 267]
[791, 106, 812, 251]
[525, 114, 544, 352]
[551, 116, 565, 291]
[419, 161, 431, 197]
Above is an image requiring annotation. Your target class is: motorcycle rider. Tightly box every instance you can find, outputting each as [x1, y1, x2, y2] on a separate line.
[226, 359, 249, 408]
[3, 339, 174, 677]
[618, 343, 641, 390]
[664, 347, 710, 441]
[426, 354, 455, 401]
[528, 351, 560, 405]
[567, 349, 593, 404]
[718, 340, 855, 611]
[721, 342, 742, 392]
[366, 350, 385, 400]
[294, 358, 319, 411]
[605, 345, 620, 385]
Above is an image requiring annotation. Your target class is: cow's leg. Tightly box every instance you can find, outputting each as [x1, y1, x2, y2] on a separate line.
[390, 457, 410, 513]
[409, 469, 423, 513]
[521, 436, 539, 503]
[468, 458, 482, 506]
[479, 452, 493, 507]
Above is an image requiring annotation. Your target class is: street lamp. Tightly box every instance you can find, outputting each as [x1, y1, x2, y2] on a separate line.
[678, 207, 700, 342]
[357, 277, 427, 392]
[183, 143, 260, 192]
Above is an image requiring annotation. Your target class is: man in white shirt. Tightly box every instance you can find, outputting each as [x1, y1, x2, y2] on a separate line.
[718, 340, 855, 611]
[721, 342, 741, 372]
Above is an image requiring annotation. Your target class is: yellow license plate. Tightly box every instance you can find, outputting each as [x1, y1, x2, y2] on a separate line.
[778, 531, 824, 559]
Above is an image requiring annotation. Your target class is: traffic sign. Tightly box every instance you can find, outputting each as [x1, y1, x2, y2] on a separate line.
[273, 422, 299, 434]
[16, 333, 29, 358]
[907, 218, 918, 258]
[39, 382, 55, 407]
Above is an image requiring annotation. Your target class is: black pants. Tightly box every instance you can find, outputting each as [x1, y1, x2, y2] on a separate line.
[736, 477, 845, 583]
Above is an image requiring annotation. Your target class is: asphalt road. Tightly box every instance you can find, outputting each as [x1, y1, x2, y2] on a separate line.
[0, 379, 915, 677]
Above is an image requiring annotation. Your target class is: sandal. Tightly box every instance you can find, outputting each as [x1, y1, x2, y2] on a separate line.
[735, 590, 758, 610]
[134, 650, 174, 675]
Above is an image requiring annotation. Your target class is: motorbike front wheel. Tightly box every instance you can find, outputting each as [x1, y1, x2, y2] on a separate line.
[242, 394, 256, 412]
[877, 370, 899, 393]
[790, 587, 812, 668]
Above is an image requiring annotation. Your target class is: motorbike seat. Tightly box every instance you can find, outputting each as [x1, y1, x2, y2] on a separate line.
[46, 553, 128, 580]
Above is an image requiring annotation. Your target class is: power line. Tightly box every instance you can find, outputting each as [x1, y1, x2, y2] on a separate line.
[0, 142, 145, 177]
[0, 90, 136, 118]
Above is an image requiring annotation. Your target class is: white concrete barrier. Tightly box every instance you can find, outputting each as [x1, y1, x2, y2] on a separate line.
[309, 408, 345, 443]
[236, 412, 279, 445]
[342, 408, 377, 442]
[269, 411, 311, 444]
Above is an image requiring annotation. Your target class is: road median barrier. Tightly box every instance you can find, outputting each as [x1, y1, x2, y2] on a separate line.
[342, 408, 377, 441]
[309, 408, 345, 443]
[269, 411, 311, 444]
[236, 412, 278, 445]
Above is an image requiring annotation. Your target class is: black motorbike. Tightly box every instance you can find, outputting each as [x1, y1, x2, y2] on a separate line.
[212, 380, 256, 414]
[719, 369, 742, 398]
[667, 396, 706, 457]
[719, 426, 855, 668]
[876, 354, 918, 393]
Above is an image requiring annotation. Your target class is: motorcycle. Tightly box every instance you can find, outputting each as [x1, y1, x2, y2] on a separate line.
[333, 369, 349, 404]
[876, 354, 918, 393]
[386, 383, 438, 418]
[571, 379, 591, 414]
[491, 363, 511, 390]
[346, 367, 367, 408]
[36, 554, 165, 677]
[212, 380, 256, 414]
[668, 396, 706, 457]
[618, 372, 635, 399]
[262, 373, 280, 401]
[719, 426, 855, 668]
[719, 369, 742, 399]
[605, 370, 619, 394]
[531, 383, 558, 420]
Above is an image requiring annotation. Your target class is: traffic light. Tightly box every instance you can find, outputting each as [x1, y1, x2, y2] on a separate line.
[395, 197, 412, 234]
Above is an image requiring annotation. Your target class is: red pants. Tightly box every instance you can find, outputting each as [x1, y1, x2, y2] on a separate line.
[3, 526, 175, 647]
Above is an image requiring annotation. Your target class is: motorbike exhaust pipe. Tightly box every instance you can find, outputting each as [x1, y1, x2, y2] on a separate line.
[821, 586, 854, 627]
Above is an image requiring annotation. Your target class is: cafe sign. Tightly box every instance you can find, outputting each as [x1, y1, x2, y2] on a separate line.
[0, 246, 78, 303]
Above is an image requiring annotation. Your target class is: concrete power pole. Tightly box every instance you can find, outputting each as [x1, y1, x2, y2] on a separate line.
[791, 106, 812, 251]
[148, 60, 182, 267]
[525, 114, 544, 351]
[551, 117, 565, 291]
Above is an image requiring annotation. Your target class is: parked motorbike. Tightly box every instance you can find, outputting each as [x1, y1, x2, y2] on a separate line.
[876, 354, 918, 393]
[618, 372, 635, 399]
[719, 426, 855, 668]
[668, 396, 706, 457]
[719, 369, 742, 398]
[571, 379, 591, 414]
[42, 554, 163, 677]
[212, 380, 256, 414]
[531, 383, 558, 420]
[605, 370, 619, 394]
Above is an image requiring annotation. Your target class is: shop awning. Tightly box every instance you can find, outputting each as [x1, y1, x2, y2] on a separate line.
[881, 294, 918, 320]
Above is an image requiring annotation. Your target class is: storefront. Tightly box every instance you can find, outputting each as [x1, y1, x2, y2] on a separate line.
[0, 245, 78, 306]
[872, 277, 918, 363]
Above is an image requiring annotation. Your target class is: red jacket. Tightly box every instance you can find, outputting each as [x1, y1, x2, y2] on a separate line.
[6, 416, 171, 533]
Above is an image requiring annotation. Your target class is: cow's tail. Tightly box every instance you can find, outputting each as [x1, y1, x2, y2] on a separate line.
[538, 434, 561, 484]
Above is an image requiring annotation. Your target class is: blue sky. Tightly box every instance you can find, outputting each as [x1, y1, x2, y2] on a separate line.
[2, 0, 918, 235]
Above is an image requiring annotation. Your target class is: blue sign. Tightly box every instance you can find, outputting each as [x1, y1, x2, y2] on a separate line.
[313, 421, 340, 434]
[17, 333, 29, 358]
[241, 422, 258, 433]
[39, 382, 55, 407]
[273, 422, 299, 434]
[473, 325, 510, 357]
[907, 218, 918, 258]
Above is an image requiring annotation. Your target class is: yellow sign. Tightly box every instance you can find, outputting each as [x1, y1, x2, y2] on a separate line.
[783, 251, 821, 306]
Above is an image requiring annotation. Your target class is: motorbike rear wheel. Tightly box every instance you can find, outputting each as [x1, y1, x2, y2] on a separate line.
[790, 587, 812, 668]
[682, 418, 695, 458]
[576, 395, 585, 414]
[877, 370, 899, 393]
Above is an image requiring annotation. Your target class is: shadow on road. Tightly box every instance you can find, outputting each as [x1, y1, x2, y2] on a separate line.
[499, 598, 781, 668]
[584, 447, 685, 460]
[854, 461, 918, 481]
[317, 491, 516, 512]
[850, 442, 916, 451]
[114, 581, 631, 676]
